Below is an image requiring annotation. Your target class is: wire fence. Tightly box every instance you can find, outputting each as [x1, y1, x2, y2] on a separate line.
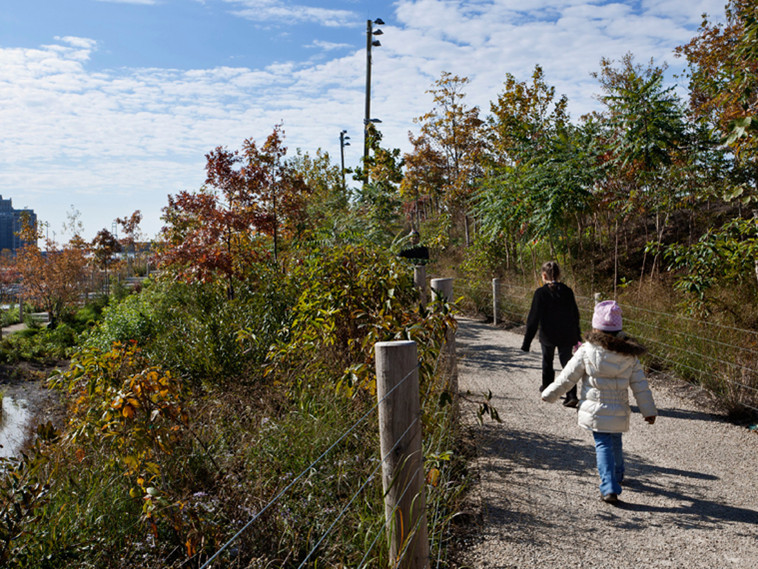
[195, 341, 457, 569]
[196, 363, 419, 568]
[186, 275, 758, 567]
[487, 280, 758, 415]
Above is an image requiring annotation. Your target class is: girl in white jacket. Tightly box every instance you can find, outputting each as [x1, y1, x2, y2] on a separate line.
[541, 300, 657, 503]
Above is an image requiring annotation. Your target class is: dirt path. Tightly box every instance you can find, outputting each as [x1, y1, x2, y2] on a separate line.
[454, 317, 758, 569]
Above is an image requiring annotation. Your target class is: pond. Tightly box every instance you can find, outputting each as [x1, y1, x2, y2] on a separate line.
[0, 394, 32, 458]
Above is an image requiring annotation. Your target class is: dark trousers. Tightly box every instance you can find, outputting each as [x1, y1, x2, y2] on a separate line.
[540, 343, 577, 400]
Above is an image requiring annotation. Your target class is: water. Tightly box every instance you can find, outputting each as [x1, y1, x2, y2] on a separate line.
[0, 395, 31, 458]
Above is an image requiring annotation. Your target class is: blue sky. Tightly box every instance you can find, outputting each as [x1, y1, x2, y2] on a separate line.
[0, 0, 726, 241]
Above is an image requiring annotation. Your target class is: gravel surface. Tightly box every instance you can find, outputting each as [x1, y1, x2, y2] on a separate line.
[453, 317, 758, 569]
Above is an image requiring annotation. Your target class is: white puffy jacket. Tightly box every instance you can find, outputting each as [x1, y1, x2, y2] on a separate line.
[542, 331, 657, 433]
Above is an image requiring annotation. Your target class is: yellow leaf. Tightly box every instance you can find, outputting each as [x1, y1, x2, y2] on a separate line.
[426, 467, 441, 487]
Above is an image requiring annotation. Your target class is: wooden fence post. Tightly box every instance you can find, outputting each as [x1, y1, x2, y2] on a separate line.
[414, 265, 426, 307]
[375, 341, 429, 569]
[492, 278, 500, 325]
[430, 278, 453, 305]
[430, 278, 457, 395]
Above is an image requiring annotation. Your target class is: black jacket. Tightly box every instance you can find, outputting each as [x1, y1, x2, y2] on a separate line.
[521, 282, 581, 350]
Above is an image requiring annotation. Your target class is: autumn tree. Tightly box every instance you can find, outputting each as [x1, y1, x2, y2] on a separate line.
[115, 210, 143, 274]
[91, 228, 123, 295]
[677, 0, 758, 187]
[158, 126, 311, 298]
[487, 65, 569, 167]
[0, 250, 19, 308]
[404, 72, 485, 246]
[15, 216, 88, 327]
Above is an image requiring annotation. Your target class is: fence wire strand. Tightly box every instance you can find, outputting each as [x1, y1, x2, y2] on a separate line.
[297, 417, 420, 569]
[635, 332, 758, 394]
[621, 314, 758, 358]
[492, 284, 758, 412]
[199, 363, 420, 569]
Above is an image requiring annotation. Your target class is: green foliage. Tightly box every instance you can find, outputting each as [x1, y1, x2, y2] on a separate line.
[474, 69, 600, 256]
[0, 308, 20, 328]
[598, 55, 685, 173]
[86, 270, 291, 385]
[0, 323, 79, 364]
[0, 423, 58, 569]
[662, 217, 758, 311]
[85, 291, 156, 352]
[267, 245, 452, 400]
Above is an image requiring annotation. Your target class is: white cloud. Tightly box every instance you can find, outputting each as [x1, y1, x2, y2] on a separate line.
[223, 0, 358, 27]
[0, 1, 731, 239]
[306, 40, 353, 51]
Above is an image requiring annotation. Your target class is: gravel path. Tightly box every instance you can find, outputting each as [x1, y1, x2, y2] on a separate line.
[454, 317, 758, 569]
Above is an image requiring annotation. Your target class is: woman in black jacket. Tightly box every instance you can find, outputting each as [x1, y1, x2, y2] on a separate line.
[521, 261, 582, 407]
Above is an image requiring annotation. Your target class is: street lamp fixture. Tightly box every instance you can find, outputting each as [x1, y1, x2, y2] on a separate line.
[339, 130, 350, 190]
[364, 17, 385, 175]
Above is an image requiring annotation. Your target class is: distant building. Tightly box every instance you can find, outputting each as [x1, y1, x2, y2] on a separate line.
[0, 195, 37, 253]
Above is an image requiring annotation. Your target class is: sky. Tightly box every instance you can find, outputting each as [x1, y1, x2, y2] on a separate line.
[0, 0, 728, 242]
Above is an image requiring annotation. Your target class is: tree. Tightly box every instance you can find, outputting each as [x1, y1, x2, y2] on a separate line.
[286, 148, 347, 236]
[61, 205, 85, 244]
[677, 0, 758, 184]
[15, 216, 88, 327]
[487, 65, 569, 167]
[91, 229, 122, 295]
[353, 124, 405, 245]
[592, 54, 689, 277]
[115, 211, 143, 275]
[404, 72, 485, 246]
[474, 66, 592, 265]
[158, 127, 311, 298]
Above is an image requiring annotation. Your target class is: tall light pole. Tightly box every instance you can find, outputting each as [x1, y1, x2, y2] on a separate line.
[364, 18, 384, 170]
[339, 130, 350, 190]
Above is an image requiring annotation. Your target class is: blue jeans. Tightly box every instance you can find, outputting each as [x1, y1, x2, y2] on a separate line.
[593, 432, 624, 496]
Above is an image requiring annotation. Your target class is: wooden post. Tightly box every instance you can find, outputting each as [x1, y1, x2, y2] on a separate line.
[375, 341, 429, 569]
[430, 278, 453, 304]
[492, 278, 500, 325]
[594, 292, 602, 305]
[414, 265, 426, 307]
[430, 278, 457, 396]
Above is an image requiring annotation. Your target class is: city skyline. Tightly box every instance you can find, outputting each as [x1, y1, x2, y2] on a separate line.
[1, 0, 726, 241]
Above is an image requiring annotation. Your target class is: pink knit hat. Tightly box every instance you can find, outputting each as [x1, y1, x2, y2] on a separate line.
[592, 300, 622, 331]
